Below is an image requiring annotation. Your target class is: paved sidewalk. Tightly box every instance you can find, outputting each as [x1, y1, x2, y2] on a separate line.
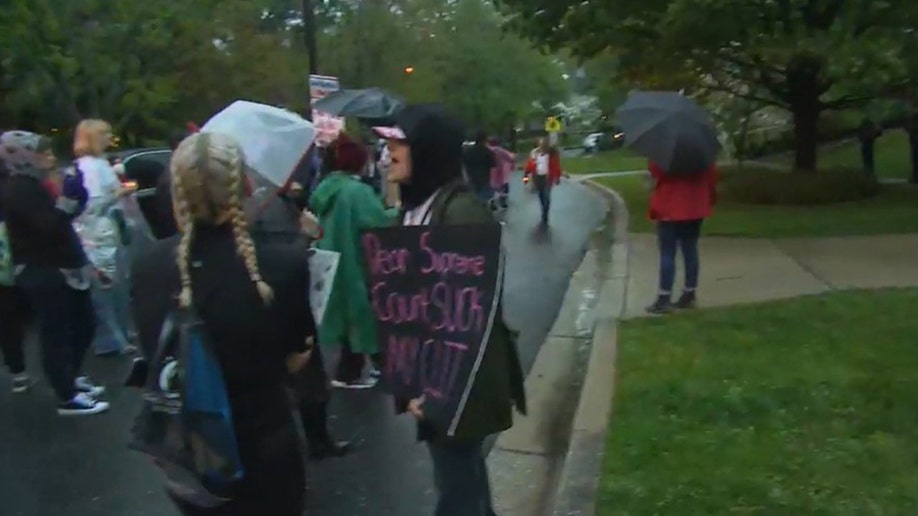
[623, 233, 918, 319]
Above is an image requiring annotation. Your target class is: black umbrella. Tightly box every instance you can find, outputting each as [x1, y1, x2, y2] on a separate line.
[313, 88, 404, 120]
[615, 91, 721, 174]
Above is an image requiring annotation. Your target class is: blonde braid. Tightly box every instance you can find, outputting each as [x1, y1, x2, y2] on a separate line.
[227, 150, 273, 305]
[170, 132, 272, 306]
[172, 150, 196, 308]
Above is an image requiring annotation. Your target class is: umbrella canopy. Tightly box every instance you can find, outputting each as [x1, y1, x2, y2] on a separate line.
[615, 91, 721, 174]
[201, 100, 315, 187]
[313, 88, 404, 120]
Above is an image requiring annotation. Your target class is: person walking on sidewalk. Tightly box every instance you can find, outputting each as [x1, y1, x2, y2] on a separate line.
[0, 130, 109, 415]
[374, 104, 527, 516]
[309, 133, 395, 389]
[645, 161, 718, 314]
[524, 137, 562, 226]
[0, 159, 32, 393]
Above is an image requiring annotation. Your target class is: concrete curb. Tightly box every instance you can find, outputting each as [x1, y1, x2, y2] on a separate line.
[488, 180, 616, 515]
[549, 180, 630, 515]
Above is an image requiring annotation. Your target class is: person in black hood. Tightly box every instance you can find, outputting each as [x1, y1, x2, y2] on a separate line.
[375, 103, 467, 214]
[373, 105, 526, 516]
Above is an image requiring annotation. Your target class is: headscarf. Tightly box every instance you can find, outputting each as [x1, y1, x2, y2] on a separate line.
[0, 131, 53, 179]
[390, 104, 465, 210]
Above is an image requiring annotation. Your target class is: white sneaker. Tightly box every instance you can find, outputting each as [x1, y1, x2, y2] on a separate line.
[331, 377, 378, 390]
[74, 376, 106, 398]
[58, 393, 110, 416]
[11, 373, 34, 394]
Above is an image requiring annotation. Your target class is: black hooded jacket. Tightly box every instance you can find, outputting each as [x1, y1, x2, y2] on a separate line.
[394, 104, 466, 210]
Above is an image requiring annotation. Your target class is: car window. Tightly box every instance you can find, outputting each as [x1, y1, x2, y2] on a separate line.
[124, 151, 171, 189]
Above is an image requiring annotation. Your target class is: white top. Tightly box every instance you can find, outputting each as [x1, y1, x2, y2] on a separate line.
[402, 189, 439, 226]
[77, 156, 121, 199]
[535, 153, 549, 176]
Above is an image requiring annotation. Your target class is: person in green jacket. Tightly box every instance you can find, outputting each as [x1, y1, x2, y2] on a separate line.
[309, 134, 395, 389]
[373, 104, 527, 516]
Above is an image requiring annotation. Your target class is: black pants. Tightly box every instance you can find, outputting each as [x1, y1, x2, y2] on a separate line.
[533, 175, 551, 224]
[0, 284, 28, 374]
[428, 439, 497, 516]
[335, 341, 364, 383]
[16, 267, 95, 401]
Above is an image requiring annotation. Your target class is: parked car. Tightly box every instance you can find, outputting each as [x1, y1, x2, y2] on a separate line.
[582, 130, 625, 153]
[109, 147, 174, 238]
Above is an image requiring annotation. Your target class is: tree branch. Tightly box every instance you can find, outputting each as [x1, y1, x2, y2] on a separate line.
[820, 94, 872, 110]
[701, 76, 790, 109]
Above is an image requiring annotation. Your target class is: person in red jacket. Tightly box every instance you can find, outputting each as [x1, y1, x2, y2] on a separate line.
[524, 137, 562, 226]
[646, 161, 717, 314]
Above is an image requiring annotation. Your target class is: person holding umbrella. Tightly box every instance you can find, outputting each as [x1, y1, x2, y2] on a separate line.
[614, 91, 721, 314]
[644, 161, 717, 313]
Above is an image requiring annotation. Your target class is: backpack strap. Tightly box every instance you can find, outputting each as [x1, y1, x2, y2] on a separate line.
[429, 179, 470, 225]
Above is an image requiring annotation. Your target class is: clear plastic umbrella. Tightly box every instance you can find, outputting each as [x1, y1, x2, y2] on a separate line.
[202, 100, 316, 186]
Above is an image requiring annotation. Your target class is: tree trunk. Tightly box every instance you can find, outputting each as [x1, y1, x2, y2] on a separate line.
[786, 60, 823, 173]
[791, 103, 820, 173]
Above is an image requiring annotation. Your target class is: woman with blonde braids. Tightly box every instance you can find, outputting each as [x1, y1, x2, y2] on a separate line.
[130, 132, 313, 515]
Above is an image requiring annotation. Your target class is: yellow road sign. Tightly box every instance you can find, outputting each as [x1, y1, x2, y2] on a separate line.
[545, 116, 562, 133]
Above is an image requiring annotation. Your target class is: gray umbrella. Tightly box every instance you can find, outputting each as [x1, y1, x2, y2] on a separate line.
[313, 87, 404, 120]
[615, 91, 721, 174]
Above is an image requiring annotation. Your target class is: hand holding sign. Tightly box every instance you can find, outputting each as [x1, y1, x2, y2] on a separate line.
[361, 224, 504, 436]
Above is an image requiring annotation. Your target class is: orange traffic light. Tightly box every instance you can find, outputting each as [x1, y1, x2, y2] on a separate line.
[404, 66, 415, 74]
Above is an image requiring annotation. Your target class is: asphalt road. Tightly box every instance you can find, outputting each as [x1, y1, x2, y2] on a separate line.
[0, 173, 608, 516]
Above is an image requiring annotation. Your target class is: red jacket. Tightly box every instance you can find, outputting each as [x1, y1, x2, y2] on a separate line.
[648, 161, 717, 222]
[524, 150, 562, 185]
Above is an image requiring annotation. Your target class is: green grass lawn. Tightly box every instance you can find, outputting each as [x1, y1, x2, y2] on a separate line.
[594, 173, 918, 237]
[564, 149, 648, 175]
[599, 288, 918, 515]
[770, 131, 913, 180]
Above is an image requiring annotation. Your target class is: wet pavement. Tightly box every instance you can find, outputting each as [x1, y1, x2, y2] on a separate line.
[0, 173, 608, 516]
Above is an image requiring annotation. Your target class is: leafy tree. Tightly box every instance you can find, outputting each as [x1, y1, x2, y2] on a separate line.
[494, 0, 918, 172]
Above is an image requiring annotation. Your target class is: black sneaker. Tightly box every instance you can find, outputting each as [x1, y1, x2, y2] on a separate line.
[58, 393, 110, 416]
[75, 376, 106, 398]
[645, 298, 673, 315]
[674, 292, 697, 309]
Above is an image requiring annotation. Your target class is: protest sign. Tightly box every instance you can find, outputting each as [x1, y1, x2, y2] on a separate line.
[307, 248, 339, 326]
[361, 224, 504, 436]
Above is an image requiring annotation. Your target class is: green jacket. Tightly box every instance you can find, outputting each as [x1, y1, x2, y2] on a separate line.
[401, 180, 528, 442]
[309, 172, 396, 352]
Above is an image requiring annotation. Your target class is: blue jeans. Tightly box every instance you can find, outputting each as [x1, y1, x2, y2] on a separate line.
[533, 175, 551, 223]
[92, 249, 134, 355]
[657, 219, 703, 295]
[428, 439, 497, 516]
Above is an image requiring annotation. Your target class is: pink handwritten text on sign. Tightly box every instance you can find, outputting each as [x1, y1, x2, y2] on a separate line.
[361, 225, 501, 415]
